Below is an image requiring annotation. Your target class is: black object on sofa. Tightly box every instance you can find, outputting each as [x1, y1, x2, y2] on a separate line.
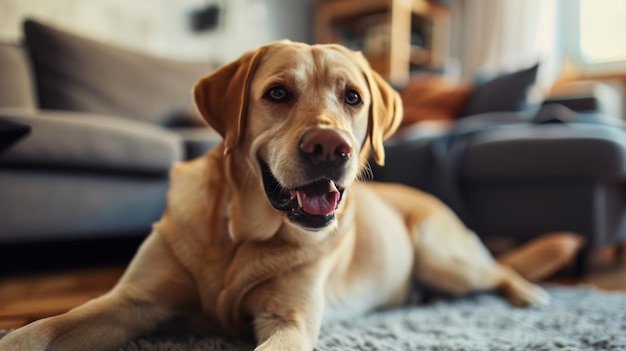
[0, 118, 30, 153]
[0, 19, 220, 245]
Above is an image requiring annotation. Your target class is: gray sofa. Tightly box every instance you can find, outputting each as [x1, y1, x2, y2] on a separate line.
[0, 19, 220, 246]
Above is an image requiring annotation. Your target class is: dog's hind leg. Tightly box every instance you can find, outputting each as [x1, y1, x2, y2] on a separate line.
[496, 232, 584, 282]
[410, 209, 551, 306]
[0, 233, 199, 351]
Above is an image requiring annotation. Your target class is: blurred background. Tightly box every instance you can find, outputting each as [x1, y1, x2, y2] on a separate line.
[0, 0, 624, 102]
[0, 0, 312, 66]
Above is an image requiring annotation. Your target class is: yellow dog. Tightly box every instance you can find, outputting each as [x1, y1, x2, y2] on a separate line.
[0, 41, 581, 351]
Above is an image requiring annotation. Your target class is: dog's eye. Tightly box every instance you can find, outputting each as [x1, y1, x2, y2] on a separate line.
[345, 90, 362, 107]
[265, 86, 288, 102]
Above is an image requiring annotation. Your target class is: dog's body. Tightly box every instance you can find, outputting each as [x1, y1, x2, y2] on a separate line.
[0, 41, 581, 351]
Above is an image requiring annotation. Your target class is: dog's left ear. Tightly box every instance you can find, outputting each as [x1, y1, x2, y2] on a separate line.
[336, 48, 403, 166]
[193, 46, 269, 154]
[363, 68, 403, 166]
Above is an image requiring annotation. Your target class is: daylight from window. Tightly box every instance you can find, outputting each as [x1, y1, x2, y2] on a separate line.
[579, 0, 626, 64]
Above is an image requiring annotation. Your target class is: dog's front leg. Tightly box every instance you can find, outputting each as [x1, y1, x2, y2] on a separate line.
[0, 232, 199, 351]
[0, 289, 172, 351]
[247, 269, 325, 351]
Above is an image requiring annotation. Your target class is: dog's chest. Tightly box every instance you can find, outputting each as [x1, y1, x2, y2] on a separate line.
[322, 190, 415, 322]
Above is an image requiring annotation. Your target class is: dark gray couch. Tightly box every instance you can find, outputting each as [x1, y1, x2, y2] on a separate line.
[0, 19, 220, 244]
[374, 104, 626, 274]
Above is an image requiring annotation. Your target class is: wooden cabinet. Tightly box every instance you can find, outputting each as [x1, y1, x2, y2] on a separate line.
[315, 0, 449, 86]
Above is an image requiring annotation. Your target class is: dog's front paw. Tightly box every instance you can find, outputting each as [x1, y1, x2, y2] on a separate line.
[254, 339, 313, 351]
[0, 324, 52, 351]
[253, 331, 313, 351]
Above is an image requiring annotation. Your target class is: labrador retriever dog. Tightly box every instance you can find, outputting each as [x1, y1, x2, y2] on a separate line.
[0, 41, 582, 351]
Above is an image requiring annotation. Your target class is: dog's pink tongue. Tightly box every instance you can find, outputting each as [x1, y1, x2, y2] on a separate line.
[296, 182, 340, 216]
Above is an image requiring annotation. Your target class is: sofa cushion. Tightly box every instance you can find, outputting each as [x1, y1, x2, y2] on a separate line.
[0, 109, 183, 174]
[0, 43, 37, 108]
[460, 63, 540, 117]
[23, 19, 212, 126]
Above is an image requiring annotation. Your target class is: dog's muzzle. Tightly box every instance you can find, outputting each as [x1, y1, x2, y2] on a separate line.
[260, 160, 345, 230]
[260, 128, 353, 230]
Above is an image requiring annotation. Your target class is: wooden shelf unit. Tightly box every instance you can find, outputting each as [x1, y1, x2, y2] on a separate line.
[315, 0, 450, 86]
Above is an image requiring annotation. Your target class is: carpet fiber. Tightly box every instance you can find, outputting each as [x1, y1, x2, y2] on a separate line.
[2, 285, 625, 350]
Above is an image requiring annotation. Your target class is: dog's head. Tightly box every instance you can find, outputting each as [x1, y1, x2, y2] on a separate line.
[194, 41, 402, 232]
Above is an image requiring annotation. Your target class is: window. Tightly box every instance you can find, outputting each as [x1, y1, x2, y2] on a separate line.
[564, 0, 626, 73]
[579, 0, 626, 64]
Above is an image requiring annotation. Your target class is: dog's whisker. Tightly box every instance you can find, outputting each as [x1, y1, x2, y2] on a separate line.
[358, 161, 374, 183]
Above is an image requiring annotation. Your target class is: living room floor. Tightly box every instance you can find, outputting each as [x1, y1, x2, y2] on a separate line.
[0, 243, 624, 331]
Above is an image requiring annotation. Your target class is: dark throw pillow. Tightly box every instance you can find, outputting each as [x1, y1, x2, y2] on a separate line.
[23, 19, 212, 126]
[459, 63, 540, 118]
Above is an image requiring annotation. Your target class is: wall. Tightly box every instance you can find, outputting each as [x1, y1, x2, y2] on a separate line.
[0, 0, 312, 63]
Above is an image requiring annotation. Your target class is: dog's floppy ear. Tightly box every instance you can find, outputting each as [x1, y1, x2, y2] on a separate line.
[362, 62, 403, 166]
[193, 46, 268, 154]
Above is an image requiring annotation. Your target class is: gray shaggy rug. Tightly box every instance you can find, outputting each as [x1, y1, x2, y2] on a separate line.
[2, 285, 625, 350]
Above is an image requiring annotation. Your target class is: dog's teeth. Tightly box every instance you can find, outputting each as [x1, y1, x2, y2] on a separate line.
[296, 191, 303, 208]
[329, 181, 338, 193]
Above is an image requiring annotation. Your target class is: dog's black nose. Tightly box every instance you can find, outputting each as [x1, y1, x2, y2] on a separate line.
[299, 128, 352, 167]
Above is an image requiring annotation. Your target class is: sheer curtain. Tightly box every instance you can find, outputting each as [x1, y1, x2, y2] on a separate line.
[458, 0, 559, 86]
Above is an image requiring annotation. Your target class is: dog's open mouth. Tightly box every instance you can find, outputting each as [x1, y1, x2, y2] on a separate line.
[260, 160, 345, 229]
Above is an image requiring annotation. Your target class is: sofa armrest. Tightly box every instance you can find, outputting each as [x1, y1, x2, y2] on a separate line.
[0, 109, 183, 174]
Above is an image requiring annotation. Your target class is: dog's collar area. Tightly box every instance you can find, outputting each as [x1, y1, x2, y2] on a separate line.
[259, 159, 344, 230]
